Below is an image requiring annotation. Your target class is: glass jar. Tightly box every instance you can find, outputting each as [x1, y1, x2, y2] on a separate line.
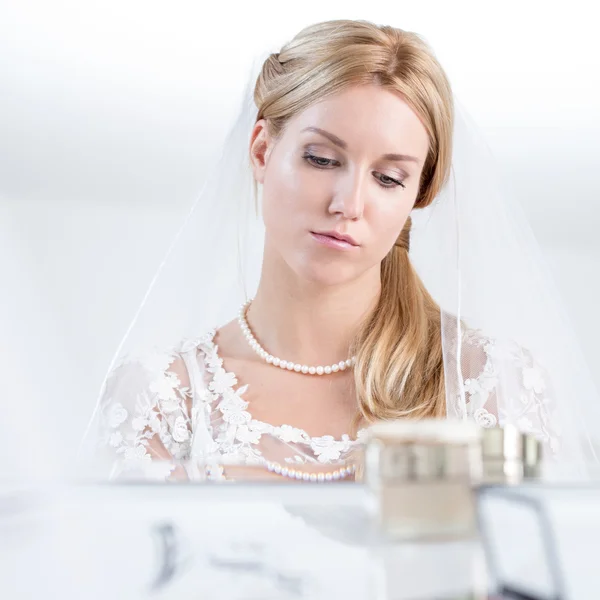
[363, 419, 483, 541]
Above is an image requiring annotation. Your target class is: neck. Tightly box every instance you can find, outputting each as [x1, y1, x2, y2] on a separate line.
[246, 250, 381, 366]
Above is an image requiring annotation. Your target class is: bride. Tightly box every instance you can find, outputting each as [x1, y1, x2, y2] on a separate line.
[80, 19, 600, 482]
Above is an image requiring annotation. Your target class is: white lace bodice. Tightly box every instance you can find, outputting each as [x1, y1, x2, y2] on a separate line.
[95, 328, 558, 481]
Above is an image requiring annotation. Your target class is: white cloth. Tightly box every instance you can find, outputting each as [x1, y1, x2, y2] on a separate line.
[91, 327, 558, 481]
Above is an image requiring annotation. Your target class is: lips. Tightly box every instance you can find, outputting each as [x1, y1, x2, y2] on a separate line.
[310, 230, 359, 250]
[312, 231, 359, 246]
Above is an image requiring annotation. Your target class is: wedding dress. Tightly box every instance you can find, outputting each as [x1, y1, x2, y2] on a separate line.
[92, 326, 559, 482]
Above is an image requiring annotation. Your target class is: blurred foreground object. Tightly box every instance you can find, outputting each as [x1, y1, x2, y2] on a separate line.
[363, 420, 544, 541]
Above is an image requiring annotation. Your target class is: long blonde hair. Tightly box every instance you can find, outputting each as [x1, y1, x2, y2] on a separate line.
[253, 19, 454, 427]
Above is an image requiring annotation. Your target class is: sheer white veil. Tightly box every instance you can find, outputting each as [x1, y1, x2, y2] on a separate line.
[78, 44, 600, 481]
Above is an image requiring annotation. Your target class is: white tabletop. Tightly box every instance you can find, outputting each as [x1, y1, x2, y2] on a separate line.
[0, 482, 489, 600]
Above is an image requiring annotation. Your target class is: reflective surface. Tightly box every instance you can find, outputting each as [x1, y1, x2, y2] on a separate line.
[0, 482, 490, 599]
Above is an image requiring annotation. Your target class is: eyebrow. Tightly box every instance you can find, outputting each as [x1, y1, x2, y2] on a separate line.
[301, 126, 421, 164]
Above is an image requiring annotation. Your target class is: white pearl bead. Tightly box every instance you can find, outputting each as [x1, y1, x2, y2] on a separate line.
[339, 361, 346, 371]
[266, 355, 273, 364]
[267, 462, 274, 471]
[325, 473, 333, 482]
[301, 366, 309, 374]
[280, 360, 287, 369]
[332, 364, 339, 373]
[295, 471, 303, 480]
[308, 367, 316, 375]
[281, 467, 288, 476]
[287, 469, 295, 478]
[273, 464, 282, 474]
[309, 473, 318, 482]
[273, 358, 280, 367]
[317, 473, 325, 482]
[324, 366, 332, 374]
[332, 471, 340, 480]
[316, 366, 324, 375]
[286, 362, 294, 371]
[293, 364, 301, 372]
[345, 359, 352, 368]
[302, 472, 310, 481]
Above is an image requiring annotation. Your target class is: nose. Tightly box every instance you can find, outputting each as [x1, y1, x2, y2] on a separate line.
[327, 169, 366, 220]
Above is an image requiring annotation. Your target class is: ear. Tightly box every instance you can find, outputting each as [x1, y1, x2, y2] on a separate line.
[249, 119, 272, 184]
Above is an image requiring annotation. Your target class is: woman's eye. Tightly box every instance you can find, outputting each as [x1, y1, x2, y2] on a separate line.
[303, 153, 338, 168]
[375, 172, 406, 190]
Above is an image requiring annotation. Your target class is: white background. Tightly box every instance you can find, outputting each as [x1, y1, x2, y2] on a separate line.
[1, 0, 598, 475]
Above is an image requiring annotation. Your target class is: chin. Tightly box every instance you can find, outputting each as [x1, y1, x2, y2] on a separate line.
[296, 259, 361, 287]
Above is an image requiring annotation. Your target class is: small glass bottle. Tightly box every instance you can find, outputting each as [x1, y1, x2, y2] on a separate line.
[480, 424, 542, 484]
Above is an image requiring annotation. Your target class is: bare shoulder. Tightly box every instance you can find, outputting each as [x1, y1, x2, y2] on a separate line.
[213, 318, 255, 362]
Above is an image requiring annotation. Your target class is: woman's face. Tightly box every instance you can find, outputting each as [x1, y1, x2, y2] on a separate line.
[250, 84, 430, 286]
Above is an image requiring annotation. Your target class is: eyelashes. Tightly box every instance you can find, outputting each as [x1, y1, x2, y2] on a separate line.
[302, 152, 407, 190]
[376, 172, 406, 190]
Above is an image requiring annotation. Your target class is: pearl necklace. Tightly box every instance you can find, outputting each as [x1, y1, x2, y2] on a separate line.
[266, 460, 356, 482]
[238, 299, 356, 375]
[204, 461, 356, 483]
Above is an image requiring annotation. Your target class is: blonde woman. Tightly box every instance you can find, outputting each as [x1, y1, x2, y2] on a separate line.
[81, 19, 600, 482]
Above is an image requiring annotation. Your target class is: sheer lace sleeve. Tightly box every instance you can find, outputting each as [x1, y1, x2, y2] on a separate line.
[86, 332, 364, 483]
[459, 329, 560, 455]
[91, 342, 198, 480]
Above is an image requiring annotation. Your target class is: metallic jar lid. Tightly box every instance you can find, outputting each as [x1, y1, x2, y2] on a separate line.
[364, 419, 483, 486]
[366, 419, 482, 444]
